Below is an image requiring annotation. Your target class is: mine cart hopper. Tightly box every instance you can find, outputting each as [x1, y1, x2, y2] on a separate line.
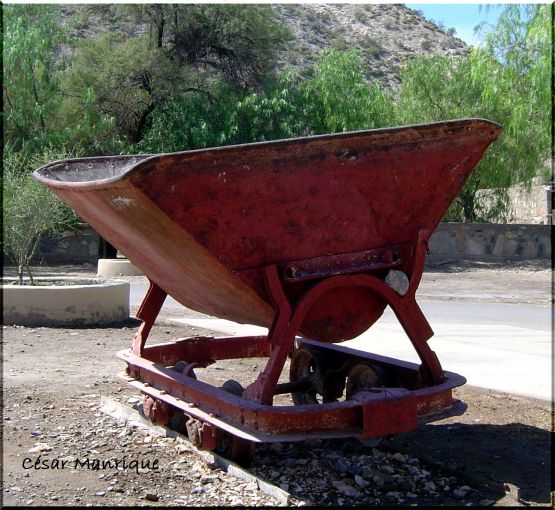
[35, 119, 502, 464]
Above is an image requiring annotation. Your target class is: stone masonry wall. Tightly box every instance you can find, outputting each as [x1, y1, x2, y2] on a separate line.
[33, 223, 551, 265]
[477, 179, 553, 225]
[506, 183, 552, 225]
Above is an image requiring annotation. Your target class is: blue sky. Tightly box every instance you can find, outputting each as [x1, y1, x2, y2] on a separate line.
[405, 4, 505, 46]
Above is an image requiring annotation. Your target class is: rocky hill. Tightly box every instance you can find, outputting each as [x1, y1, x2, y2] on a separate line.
[274, 3, 468, 89]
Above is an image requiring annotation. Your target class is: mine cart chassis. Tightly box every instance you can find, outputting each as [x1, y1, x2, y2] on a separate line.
[118, 231, 466, 463]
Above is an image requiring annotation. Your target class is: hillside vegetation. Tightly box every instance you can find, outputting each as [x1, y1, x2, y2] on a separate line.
[3, 4, 551, 227]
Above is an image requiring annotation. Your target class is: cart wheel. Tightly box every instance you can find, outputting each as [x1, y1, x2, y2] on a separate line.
[345, 363, 384, 400]
[289, 347, 325, 405]
[214, 432, 255, 467]
[142, 395, 171, 426]
[220, 379, 244, 397]
[172, 360, 197, 379]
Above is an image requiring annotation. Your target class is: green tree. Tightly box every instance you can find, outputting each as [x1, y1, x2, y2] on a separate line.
[3, 5, 66, 152]
[62, 34, 180, 147]
[60, 5, 291, 150]
[479, 4, 551, 179]
[138, 50, 396, 151]
[396, 4, 551, 222]
[232, 71, 305, 143]
[124, 4, 291, 88]
[229, 50, 395, 145]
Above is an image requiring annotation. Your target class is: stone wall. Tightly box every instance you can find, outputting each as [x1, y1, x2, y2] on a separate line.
[34, 227, 100, 264]
[505, 182, 553, 225]
[478, 179, 553, 225]
[34, 223, 551, 265]
[428, 223, 551, 262]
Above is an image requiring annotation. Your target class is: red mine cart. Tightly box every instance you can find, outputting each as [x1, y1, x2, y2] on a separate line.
[35, 119, 502, 464]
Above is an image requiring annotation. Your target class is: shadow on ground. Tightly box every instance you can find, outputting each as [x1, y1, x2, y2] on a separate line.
[388, 421, 552, 504]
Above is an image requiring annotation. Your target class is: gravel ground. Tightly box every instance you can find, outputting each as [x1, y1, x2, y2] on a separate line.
[2, 319, 551, 507]
[0, 373, 498, 508]
[251, 440, 492, 506]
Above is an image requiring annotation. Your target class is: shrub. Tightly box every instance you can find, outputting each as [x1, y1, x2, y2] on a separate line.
[355, 10, 368, 24]
[3, 147, 81, 283]
[361, 35, 385, 58]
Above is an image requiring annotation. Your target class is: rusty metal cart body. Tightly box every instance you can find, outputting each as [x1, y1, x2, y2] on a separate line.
[35, 119, 502, 463]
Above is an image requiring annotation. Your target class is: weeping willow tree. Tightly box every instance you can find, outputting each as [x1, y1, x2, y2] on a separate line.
[396, 4, 551, 222]
[3, 5, 66, 153]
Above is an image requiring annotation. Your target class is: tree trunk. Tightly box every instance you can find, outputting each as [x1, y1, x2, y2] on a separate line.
[461, 193, 476, 223]
[132, 101, 157, 144]
[157, 16, 165, 48]
[29, 59, 46, 132]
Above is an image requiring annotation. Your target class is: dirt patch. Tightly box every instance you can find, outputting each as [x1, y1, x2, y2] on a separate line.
[419, 259, 551, 305]
[2, 318, 552, 506]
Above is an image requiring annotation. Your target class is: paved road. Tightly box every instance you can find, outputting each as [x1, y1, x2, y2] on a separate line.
[129, 278, 552, 402]
[343, 302, 551, 402]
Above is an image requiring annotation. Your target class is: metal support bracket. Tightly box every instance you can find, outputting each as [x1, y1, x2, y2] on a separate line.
[132, 279, 167, 356]
[352, 388, 417, 438]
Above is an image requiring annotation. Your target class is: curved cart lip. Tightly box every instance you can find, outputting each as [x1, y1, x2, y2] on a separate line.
[33, 118, 502, 190]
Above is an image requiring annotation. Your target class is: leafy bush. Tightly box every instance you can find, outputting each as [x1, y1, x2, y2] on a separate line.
[135, 84, 239, 153]
[139, 50, 396, 150]
[360, 36, 385, 59]
[355, 10, 368, 24]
